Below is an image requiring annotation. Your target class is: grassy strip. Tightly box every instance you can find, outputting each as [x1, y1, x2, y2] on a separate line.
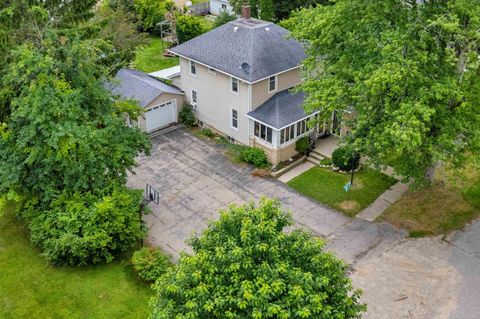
[288, 167, 396, 217]
[0, 204, 152, 319]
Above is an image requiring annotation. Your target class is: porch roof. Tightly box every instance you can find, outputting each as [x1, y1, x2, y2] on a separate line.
[247, 90, 310, 129]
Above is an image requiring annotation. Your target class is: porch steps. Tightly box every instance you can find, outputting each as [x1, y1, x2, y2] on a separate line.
[306, 150, 326, 165]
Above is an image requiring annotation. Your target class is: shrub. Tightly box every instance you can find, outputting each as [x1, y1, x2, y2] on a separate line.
[29, 187, 145, 266]
[131, 247, 172, 282]
[295, 136, 309, 154]
[200, 127, 214, 138]
[214, 11, 236, 28]
[320, 158, 332, 166]
[332, 146, 360, 171]
[176, 15, 204, 43]
[240, 147, 268, 168]
[178, 103, 196, 126]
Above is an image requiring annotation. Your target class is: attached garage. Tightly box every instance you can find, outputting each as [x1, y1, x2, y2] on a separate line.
[109, 68, 185, 133]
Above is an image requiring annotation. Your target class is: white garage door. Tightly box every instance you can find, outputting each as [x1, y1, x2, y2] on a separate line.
[146, 100, 176, 133]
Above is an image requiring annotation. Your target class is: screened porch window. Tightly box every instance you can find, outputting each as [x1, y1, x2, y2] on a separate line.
[254, 122, 273, 144]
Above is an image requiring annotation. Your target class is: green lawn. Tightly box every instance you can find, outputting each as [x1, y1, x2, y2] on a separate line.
[0, 204, 153, 319]
[134, 36, 179, 73]
[379, 166, 480, 237]
[288, 167, 396, 217]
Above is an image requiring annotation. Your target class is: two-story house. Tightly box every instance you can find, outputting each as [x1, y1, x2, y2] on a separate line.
[170, 6, 341, 165]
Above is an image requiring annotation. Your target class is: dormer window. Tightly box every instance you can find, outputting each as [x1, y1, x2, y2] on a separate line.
[231, 77, 239, 94]
[268, 76, 277, 93]
[190, 61, 197, 75]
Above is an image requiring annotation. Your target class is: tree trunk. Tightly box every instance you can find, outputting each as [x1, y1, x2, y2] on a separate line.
[425, 160, 440, 182]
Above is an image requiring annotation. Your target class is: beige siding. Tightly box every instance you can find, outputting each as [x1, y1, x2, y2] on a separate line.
[136, 93, 185, 132]
[179, 57, 251, 145]
[250, 137, 298, 165]
[251, 68, 302, 109]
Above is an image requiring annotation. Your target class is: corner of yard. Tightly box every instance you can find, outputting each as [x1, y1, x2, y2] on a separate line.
[134, 36, 179, 73]
[287, 166, 396, 217]
[378, 165, 480, 237]
[0, 204, 153, 319]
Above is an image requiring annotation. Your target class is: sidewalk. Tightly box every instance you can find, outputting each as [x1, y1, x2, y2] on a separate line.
[356, 181, 409, 221]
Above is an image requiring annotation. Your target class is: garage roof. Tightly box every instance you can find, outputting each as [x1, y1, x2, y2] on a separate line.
[109, 69, 183, 107]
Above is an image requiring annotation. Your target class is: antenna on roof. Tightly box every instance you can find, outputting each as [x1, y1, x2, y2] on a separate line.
[241, 63, 250, 74]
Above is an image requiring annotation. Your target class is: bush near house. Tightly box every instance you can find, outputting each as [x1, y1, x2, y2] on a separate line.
[332, 146, 360, 171]
[178, 103, 196, 126]
[240, 147, 269, 168]
[295, 136, 309, 154]
[131, 247, 172, 282]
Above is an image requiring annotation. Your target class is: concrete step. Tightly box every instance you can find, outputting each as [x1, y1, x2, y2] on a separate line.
[311, 149, 329, 159]
[306, 157, 321, 165]
[309, 152, 325, 162]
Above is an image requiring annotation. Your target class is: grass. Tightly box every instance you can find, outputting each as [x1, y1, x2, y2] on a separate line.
[288, 167, 396, 217]
[134, 36, 179, 73]
[378, 165, 480, 237]
[0, 204, 153, 319]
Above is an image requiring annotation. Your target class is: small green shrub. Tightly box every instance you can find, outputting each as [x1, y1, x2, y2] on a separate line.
[176, 15, 204, 43]
[131, 247, 171, 282]
[240, 147, 268, 168]
[200, 128, 214, 138]
[29, 187, 145, 266]
[320, 158, 332, 166]
[332, 147, 360, 171]
[178, 103, 196, 126]
[295, 136, 309, 154]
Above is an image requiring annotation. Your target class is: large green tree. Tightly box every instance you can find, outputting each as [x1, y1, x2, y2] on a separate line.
[151, 199, 365, 319]
[286, 0, 480, 184]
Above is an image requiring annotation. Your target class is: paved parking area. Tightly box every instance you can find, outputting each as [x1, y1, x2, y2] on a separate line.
[128, 129, 480, 319]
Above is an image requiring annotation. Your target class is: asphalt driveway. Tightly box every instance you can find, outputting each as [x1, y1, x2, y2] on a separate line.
[128, 128, 480, 319]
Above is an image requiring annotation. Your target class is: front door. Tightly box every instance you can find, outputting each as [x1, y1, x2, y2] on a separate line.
[331, 110, 341, 136]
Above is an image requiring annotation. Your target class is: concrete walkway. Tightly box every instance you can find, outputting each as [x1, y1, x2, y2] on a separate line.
[278, 162, 314, 183]
[356, 181, 409, 221]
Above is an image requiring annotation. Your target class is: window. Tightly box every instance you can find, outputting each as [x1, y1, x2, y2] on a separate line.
[254, 121, 273, 144]
[208, 67, 216, 74]
[296, 119, 307, 136]
[231, 77, 239, 94]
[280, 124, 296, 144]
[231, 109, 238, 129]
[190, 61, 197, 75]
[268, 76, 277, 93]
[191, 89, 197, 105]
[221, 3, 227, 10]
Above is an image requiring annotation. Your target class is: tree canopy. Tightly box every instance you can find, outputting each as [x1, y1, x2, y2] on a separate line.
[151, 199, 365, 319]
[285, 0, 480, 184]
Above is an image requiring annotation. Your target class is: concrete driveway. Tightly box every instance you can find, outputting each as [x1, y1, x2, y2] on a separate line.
[128, 128, 480, 319]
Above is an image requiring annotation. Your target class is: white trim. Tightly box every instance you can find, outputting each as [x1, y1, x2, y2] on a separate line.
[169, 52, 301, 84]
[245, 114, 277, 131]
[230, 77, 239, 95]
[276, 110, 321, 131]
[268, 75, 278, 93]
[231, 107, 239, 130]
[208, 67, 217, 75]
[189, 60, 197, 76]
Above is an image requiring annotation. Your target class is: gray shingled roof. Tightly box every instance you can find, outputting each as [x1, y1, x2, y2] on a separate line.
[170, 18, 306, 83]
[247, 90, 310, 129]
[108, 69, 183, 107]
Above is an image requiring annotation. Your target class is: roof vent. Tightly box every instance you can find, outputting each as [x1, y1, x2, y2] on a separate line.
[241, 63, 250, 74]
[234, 26, 239, 32]
[265, 27, 270, 31]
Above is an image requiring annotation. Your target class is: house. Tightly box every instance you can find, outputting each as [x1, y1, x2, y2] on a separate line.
[209, 0, 233, 15]
[109, 69, 185, 133]
[169, 6, 347, 164]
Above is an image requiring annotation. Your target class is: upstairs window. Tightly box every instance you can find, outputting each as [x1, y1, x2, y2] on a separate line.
[190, 61, 197, 75]
[231, 109, 238, 129]
[268, 76, 277, 93]
[231, 77, 239, 94]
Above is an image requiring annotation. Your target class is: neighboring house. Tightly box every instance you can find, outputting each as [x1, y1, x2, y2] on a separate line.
[109, 69, 184, 133]
[169, 8, 347, 164]
[209, 0, 233, 15]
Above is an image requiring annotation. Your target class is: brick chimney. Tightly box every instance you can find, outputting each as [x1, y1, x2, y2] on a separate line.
[241, 5, 251, 19]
